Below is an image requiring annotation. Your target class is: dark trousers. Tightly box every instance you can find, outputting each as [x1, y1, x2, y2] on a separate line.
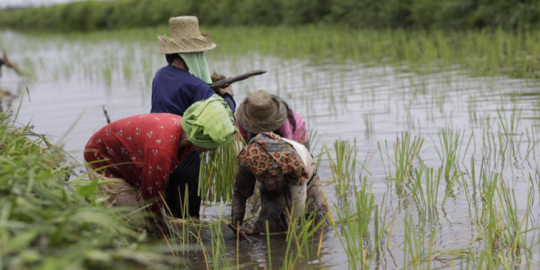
[165, 150, 201, 218]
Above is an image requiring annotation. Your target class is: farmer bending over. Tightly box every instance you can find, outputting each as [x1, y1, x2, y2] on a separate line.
[230, 132, 327, 237]
[84, 95, 236, 220]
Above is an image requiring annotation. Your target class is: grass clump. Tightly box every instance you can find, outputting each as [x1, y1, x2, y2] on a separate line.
[0, 109, 169, 269]
[379, 132, 424, 185]
[325, 139, 359, 195]
[331, 179, 392, 270]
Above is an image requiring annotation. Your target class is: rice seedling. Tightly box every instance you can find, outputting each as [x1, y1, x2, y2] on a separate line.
[423, 167, 442, 218]
[266, 221, 273, 270]
[325, 139, 359, 195]
[162, 189, 204, 256]
[306, 128, 321, 152]
[198, 137, 245, 203]
[496, 106, 523, 157]
[402, 214, 436, 270]
[410, 163, 428, 214]
[378, 132, 424, 185]
[331, 180, 391, 270]
[206, 215, 232, 270]
[362, 113, 374, 140]
[281, 207, 329, 269]
[431, 128, 472, 180]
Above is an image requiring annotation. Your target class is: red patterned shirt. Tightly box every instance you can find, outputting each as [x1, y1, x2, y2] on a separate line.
[84, 113, 192, 200]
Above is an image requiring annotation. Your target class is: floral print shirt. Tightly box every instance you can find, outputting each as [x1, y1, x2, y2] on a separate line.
[84, 113, 192, 200]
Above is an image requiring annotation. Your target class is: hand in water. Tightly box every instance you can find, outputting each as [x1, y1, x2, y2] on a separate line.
[228, 223, 253, 240]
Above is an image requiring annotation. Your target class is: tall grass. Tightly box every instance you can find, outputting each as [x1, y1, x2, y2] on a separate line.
[0, 109, 170, 269]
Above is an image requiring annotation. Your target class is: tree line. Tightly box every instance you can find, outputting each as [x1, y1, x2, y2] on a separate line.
[0, 0, 538, 31]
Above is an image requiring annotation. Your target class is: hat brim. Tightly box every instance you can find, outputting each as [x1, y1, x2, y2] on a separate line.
[237, 98, 287, 134]
[157, 35, 217, 54]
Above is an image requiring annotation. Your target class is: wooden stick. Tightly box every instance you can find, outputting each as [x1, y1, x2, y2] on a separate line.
[208, 70, 266, 90]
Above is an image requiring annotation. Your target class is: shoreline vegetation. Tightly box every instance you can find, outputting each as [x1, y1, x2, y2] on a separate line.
[0, 108, 172, 269]
[7, 25, 540, 80]
[0, 0, 539, 31]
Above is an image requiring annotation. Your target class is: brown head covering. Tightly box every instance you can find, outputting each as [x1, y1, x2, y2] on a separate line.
[236, 90, 287, 134]
[237, 132, 309, 185]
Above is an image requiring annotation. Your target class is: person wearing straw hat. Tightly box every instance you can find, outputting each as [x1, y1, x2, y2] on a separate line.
[152, 16, 235, 115]
[237, 90, 308, 145]
[84, 95, 236, 223]
[150, 16, 236, 219]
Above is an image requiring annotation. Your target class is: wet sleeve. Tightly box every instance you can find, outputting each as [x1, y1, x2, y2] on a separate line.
[231, 166, 256, 225]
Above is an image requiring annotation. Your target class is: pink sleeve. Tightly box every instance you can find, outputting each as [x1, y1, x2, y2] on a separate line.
[292, 111, 308, 145]
[275, 110, 308, 145]
[236, 117, 250, 143]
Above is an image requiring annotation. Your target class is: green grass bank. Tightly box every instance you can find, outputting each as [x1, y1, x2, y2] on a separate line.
[0, 108, 169, 269]
[0, 0, 539, 32]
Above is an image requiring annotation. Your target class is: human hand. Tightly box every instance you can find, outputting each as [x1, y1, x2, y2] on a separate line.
[228, 223, 253, 240]
[218, 85, 234, 96]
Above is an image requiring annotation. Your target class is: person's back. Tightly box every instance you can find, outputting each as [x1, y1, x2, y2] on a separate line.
[151, 65, 214, 116]
[149, 16, 235, 218]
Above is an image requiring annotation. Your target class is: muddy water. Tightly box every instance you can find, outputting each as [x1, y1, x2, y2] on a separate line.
[2, 30, 539, 269]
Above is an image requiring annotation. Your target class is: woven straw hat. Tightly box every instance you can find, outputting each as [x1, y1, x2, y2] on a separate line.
[158, 16, 216, 54]
[237, 90, 288, 134]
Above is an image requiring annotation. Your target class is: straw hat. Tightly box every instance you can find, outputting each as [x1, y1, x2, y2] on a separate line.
[237, 90, 288, 134]
[158, 16, 216, 54]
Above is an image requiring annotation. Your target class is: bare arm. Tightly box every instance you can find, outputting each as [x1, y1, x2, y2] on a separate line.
[231, 166, 256, 226]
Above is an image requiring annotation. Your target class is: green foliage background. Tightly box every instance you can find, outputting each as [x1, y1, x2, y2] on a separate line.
[0, 0, 539, 32]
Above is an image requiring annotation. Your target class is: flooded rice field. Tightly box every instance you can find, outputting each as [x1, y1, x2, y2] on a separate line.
[1, 29, 539, 269]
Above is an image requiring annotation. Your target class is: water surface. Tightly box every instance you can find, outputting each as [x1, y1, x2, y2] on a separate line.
[1, 30, 539, 269]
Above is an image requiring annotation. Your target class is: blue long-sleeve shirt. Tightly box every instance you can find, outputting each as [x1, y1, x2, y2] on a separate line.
[151, 65, 236, 115]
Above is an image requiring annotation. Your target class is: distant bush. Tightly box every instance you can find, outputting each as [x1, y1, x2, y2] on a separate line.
[0, 0, 539, 31]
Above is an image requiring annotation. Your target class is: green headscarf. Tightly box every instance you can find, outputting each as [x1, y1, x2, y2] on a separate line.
[181, 94, 236, 149]
[179, 52, 212, 83]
